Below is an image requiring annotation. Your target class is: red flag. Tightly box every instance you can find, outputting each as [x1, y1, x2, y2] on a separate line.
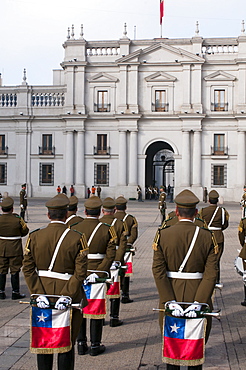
[160, 0, 164, 25]
[83, 282, 107, 319]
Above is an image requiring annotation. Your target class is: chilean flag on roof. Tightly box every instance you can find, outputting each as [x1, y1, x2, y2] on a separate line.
[163, 315, 206, 366]
[31, 306, 72, 354]
[83, 282, 106, 319]
[160, 0, 164, 24]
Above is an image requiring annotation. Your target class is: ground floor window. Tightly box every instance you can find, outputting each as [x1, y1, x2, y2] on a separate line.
[212, 164, 227, 187]
[94, 163, 109, 185]
[0, 163, 7, 184]
[39, 163, 54, 185]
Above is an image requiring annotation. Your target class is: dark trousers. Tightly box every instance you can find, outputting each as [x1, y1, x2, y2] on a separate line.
[37, 347, 74, 370]
[166, 365, 202, 370]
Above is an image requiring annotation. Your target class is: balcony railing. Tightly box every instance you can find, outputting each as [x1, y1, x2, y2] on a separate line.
[0, 94, 17, 107]
[211, 103, 228, 112]
[211, 146, 228, 155]
[152, 103, 169, 112]
[93, 146, 111, 155]
[94, 103, 111, 112]
[39, 146, 55, 155]
[32, 93, 65, 107]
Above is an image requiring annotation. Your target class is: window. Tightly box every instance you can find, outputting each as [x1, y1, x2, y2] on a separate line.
[39, 163, 54, 185]
[212, 90, 228, 111]
[95, 134, 108, 155]
[0, 135, 6, 155]
[212, 165, 227, 187]
[0, 163, 7, 184]
[40, 134, 53, 155]
[154, 90, 168, 112]
[94, 163, 109, 185]
[213, 134, 226, 155]
[95, 91, 110, 112]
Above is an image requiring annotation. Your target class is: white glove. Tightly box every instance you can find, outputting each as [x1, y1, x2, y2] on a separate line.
[110, 261, 120, 270]
[183, 302, 202, 318]
[55, 297, 70, 310]
[168, 301, 184, 317]
[36, 295, 50, 309]
[84, 273, 99, 285]
[20, 204, 24, 209]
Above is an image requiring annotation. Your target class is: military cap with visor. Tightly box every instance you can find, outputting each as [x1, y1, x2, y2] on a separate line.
[45, 194, 69, 209]
[209, 190, 219, 199]
[102, 197, 116, 210]
[175, 189, 199, 208]
[1, 197, 14, 208]
[84, 196, 102, 210]
[115, 196, 127, 206]
[69, 195, 78, 207]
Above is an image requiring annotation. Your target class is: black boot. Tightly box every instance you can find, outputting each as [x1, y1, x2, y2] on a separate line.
[11, 272, 25, 300]
[77, 318, 88, 355]
[0, 274, 6, 299]
[110, 298, 123, 327]
[121, 276, 133, 303]
[37, 354, 53, 370]
[90, 319, 105, 356]
[166, 365, 180, 370]
[58, 347, 74, 370]
[188, 366, 203, 370]
[241, 286, 246, 306]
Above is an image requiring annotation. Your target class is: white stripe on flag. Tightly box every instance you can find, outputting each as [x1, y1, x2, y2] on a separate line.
[52, 309, 70, 328]
[184, 318, 205, 340]
[91, 283, 106, 300]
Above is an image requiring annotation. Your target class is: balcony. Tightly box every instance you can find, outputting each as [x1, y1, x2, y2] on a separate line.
[94, 103, 111, 113]
[211, 146, 228, 156]
[0, 147, 8, 156]
[39, 146, 55, 156]
[93, 146, 111, 156]
[211, 103, 228, 112]
[152, 103, 169, 112]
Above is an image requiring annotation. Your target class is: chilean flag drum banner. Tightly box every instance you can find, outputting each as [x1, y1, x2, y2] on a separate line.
[124, 251, 133, 276]
[83, 282, 106, 319]
[30, 306, 72, 354]
[106, 269, 120, 299]
[163, 315, 206, 366]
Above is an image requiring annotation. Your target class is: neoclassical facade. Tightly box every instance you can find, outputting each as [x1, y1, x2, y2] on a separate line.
[0, 23, 246, 201]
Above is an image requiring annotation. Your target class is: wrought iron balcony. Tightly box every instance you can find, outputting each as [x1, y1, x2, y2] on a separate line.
[94, 103, 111, 112]
[39, 146, 55, 155]
[152, 102, 169, 112]
[211, 146, 228, 155]
[211, 103, 228, 112]
[93, 146, 111, 155]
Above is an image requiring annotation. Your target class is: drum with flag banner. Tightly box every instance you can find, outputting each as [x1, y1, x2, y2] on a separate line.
[30, 297, 72, 354]
[106, 268, 120, 299]
[162, 315, 206, 366]
[124, 251, 133, 276]
[83, 282, 107, 319]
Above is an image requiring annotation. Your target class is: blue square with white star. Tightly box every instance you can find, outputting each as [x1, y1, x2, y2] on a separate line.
[32, 306, 52, 328]
[164, 315, 185, 339]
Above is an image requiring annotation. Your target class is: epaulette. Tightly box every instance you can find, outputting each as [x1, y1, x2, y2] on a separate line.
[24, 237, 31, 255]
[79, 233, 89, 254]
[109, 225, 117, 242]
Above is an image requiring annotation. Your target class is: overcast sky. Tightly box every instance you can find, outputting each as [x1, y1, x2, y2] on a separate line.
[1, 0, 245, 85]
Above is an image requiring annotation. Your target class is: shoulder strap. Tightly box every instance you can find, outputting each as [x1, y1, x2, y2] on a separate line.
[178, 226, 200, 273]
[65, 215, 76, 224]
[111, 218, 117, 226]
[123, 214, 129, 222]
[208, 207, 219, 228]
[48, 228, 70, 271]
[87, 222, 102, 246]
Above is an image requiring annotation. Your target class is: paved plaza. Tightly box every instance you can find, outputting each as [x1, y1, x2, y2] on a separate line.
[0, 197, 245, 370]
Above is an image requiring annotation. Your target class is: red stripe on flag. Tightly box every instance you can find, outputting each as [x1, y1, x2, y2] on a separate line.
[160, 0, 164, 24]
[107, 281, 120, 296]
[83, 299, 106, 316]
[32, 326, 70, 349]
[163, 337, 204, 361]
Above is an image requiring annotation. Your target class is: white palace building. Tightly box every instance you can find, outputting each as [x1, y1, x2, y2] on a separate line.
[1, 22, 246, 201]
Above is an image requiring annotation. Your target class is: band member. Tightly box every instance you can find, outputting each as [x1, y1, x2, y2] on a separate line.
[238, 217, 246, 306]
[158, 186, 167, 224]
[114, 196, 138, 304]
[65, 196, 84, 227]
[100, 197, 127, 327]
[152, 189, 217, 370]
[19, 183, 27, 221]
[73, 196, 116, 356]
[198, 190, 229, 288]
[23, 194, 88, 370]
[0, 197, 29, 300]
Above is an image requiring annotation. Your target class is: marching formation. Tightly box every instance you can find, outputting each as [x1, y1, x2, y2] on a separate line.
[1, 185, 246, 369]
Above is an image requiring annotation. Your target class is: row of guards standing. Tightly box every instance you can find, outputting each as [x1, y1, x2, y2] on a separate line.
[152, 188, 229, 369]
[21, 193, 138, 370]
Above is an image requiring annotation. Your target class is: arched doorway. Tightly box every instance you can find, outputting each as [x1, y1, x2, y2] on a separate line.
[145, 141, 175, 190]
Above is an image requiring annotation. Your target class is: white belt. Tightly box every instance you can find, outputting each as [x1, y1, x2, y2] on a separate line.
[38, 270, 72, 281]
[0, 236, 22, 240]
[208, 227, 222, 230]
[167, 271, 203, 279]
[87, 253, 106, 259]
[116, 246, 119, 250]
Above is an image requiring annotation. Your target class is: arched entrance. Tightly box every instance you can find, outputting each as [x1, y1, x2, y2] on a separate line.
[145, 141, 175, 190]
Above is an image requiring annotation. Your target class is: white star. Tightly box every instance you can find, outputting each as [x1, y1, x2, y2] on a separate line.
[170, 323, 180, 333]
[37, 313, 48, 322]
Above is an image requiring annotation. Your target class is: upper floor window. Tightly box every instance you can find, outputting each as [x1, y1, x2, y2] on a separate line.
[0, 163, 7, 184]
[39, 134, 54, 155]
[212, 134, 227, 155]
[94, 134, 109, 155]
[212, 90, 228, 111]
[94, 91, 110, 112]
[212, 164, 227, 187]
[39, 163, 54, 185]
[153, 90, 168, 112]
[94, 163, 109, 185]
[0, 135, 7, 155]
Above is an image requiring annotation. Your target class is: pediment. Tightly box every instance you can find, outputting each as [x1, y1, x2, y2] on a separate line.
[88, 72, 118, 83]
[204, 70, 236, 81]
[145, 71, 177, 82]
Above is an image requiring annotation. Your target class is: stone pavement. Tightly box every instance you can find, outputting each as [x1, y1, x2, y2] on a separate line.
[0, 198, 245, 370]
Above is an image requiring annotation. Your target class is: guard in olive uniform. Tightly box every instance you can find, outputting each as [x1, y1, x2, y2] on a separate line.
[152, 190, 217, 370]
[73, 196, 116, 356]
[238, 217, 246, 306]
[114, 196, 138, 303]
[0, 197, 29, 300]
[65, 196, 84, 227]
[240, 186, 246, 217]
[19, 183, 27, 221]
[23, 194, 88, 370]
[198, 190, 229, 288]
[158, 186, 167, 224]
[100, 197, 127, 327]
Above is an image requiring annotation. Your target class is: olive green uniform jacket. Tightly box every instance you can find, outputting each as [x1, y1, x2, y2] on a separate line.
[114, 211, 138, 246]
[22, 222, 88, 343]
[20, 189, 27, 208]
[198, 205, 229, 244]
[65, 214, 84, 228]
[238, 218, 246, 263]
[73, 218, 117, 277]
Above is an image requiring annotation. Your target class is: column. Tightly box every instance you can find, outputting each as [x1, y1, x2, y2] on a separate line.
[118, 130, 127, 185]
[65, 131, 74, 184]
[181, 130, 190, 186]
[129, 131, 138, 185]
[76, 130, 85, 185]
[192, 130, 202, 186]
[237, 131, 246, 185]
[181, 65, 191, 112]
[118, 65, 128, 113]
